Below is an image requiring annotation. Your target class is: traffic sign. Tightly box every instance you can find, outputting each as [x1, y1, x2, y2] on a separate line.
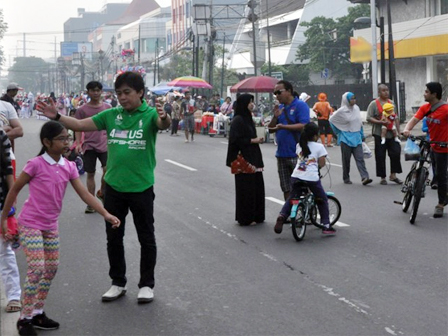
[321, 68, 329, 79]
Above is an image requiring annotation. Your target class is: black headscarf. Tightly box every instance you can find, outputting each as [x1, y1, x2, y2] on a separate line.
[234, 93, 255, 128]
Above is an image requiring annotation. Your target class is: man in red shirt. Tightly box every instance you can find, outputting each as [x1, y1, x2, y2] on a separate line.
[403, 82, 448, 218]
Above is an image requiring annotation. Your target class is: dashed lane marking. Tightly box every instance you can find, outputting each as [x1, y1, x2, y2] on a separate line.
[265, 196, 350, 227]
[165, 159, 197, 171]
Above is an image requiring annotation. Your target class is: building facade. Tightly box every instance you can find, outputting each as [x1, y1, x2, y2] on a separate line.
[351, 0, 448, 111]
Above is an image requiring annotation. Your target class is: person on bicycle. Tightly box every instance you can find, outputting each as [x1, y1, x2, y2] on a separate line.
[403, 82, 448, 218]
[274, 122, 336, 235]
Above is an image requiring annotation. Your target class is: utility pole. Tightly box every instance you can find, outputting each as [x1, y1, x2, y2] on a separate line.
[153, 38, 158, 86]
[138, 24, 141, 64]
[370, 0, 378, 99]
[249, 0, 258, 77]
[220, 33, 226, 98]
[265, 0, 272, 77]
[208, 0, 214, 88]
[386, 0, 398, 111]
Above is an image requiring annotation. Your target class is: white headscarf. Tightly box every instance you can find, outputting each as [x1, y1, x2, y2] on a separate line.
[299, 92, 310, 102]
[329, 92, 362, 132]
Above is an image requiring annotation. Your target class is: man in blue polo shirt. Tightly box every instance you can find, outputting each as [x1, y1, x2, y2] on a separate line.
[268, 80, 310, 201]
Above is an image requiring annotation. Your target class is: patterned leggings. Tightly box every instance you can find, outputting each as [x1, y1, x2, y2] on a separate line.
[19, 224, 59, 319]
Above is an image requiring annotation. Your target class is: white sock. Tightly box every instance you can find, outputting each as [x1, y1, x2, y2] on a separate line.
[381, 137, 386, 145]
[32, 309, 43, 317]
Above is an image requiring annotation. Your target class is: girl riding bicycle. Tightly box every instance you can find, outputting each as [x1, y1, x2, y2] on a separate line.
[274, 122, 336, 235]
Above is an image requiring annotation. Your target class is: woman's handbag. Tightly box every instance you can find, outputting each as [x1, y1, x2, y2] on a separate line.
[231, 153, 257, 174]
[362, 142, 372, 159]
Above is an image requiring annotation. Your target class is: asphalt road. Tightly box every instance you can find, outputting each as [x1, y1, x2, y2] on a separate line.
[1, 117, 447, 336]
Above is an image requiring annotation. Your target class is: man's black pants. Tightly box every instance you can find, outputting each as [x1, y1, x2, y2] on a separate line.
[104, 184, 157, 289]
[373, 134, 402, 178]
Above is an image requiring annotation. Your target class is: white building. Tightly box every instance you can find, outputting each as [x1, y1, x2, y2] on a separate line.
[228, 0, 353, 84]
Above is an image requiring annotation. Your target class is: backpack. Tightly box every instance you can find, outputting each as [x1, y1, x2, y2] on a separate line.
[164, 103, 172, 114]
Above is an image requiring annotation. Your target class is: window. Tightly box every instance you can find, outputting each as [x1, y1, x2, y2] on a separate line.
[442, 0, 448, 14]
[173, 8, 176, 24]
[426, 0, 448, 15]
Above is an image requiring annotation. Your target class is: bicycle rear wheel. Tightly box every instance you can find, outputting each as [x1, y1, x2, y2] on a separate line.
[402, 168, 415, 213]
[291, 204, 306, 241]
[310, 196, 342, 228]
[410, 167, 428, 224]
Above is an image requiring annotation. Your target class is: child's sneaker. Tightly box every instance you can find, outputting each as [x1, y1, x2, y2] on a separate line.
[17, 318, 37, 336]
[381, 138, 386, 145]
[31, 312, 60, 330]
[322, 226, 337, 235]
[394, 137, 401, 143]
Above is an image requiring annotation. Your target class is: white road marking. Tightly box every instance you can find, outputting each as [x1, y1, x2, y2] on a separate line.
[330, 163, 343, 168]
[266, 196, 350, 227]
[165, 159, 197, 171]
[220, 141, 228, 145]
[265, 197, 284, 205]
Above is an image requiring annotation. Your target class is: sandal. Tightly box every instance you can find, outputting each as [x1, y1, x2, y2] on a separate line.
[5, 300, 21, 313]
[389, 177, 403, 184]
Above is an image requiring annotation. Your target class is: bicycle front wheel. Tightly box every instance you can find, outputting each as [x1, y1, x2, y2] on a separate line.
[410, 167, 428, 224]
[291, 204, 306, 241]
[310, 196, 342, 228]
[402, 168, 415, 213]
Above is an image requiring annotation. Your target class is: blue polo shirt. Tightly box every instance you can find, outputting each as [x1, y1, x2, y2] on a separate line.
[276, 97, 310, 157]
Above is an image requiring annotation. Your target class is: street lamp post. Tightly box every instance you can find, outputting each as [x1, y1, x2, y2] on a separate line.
[370, 0, 378, 99]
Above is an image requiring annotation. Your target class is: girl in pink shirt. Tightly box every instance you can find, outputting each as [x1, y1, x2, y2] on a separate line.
[0, 121, 120, 336]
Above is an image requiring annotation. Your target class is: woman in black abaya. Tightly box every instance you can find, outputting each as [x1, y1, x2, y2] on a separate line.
[226, 94, 265, 225]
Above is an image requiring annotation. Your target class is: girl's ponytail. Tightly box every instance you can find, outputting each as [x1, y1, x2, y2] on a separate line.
[299, 122, 320, 158]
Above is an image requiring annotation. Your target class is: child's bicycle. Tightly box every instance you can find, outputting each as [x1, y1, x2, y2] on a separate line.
[289, 182, 342, 241]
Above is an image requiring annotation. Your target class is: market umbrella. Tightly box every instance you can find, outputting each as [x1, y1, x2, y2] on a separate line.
[230, 76, 279, 93]
[168, 76, 213, 89]
[148, 85, 183, 95]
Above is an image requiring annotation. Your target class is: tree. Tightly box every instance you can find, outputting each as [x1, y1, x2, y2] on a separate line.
[8, 57, 50, 93]
[295, 4, 370, 80]
[0, 9, 8, 68]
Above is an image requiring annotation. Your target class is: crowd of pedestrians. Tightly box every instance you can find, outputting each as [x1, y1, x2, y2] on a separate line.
[0, 75, 446, 336]
[226, 80, 447, 237]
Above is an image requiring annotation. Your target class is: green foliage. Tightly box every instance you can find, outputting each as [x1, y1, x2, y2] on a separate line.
[8, 57, 50, 93]
[295, 4, 370, 80]
[260, 63, 310, 86]
[0, 9, 8, 68]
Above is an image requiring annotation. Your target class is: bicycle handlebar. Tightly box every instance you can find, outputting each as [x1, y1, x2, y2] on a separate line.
[403, 134, 448, 147]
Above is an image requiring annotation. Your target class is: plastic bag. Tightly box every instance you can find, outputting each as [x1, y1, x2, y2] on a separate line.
[404, 138, 420, 154]
[362, 142, 372, 159]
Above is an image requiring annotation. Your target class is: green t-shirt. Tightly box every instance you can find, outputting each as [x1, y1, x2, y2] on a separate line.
[92, 100, 158, 192]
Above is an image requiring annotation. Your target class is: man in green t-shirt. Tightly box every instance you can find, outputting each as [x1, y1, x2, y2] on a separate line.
[37, 72, 171, 304]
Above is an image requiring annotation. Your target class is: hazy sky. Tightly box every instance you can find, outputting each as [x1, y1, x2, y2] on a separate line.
[1, 0, 170, 72]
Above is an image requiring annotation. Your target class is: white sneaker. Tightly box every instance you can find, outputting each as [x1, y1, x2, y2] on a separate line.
[137, 287, 154, 303]
[102, 285, 127, 302]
